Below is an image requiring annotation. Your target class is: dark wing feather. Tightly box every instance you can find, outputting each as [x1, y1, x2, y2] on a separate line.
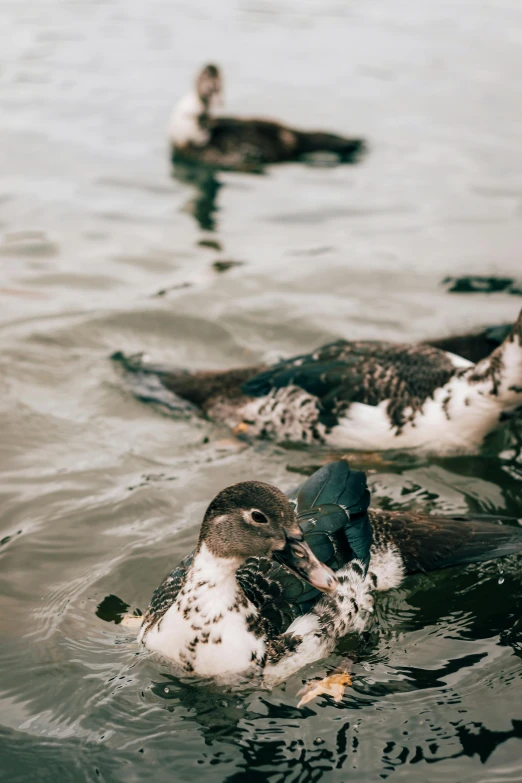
[199, 117, 297, 168]
[288, 459, 366, 509]
[288, 461, 373, 568]
[242, 340, 458, 431]
[237, 556, 320, 636]
[176, 116, 364, 169]
[142, 554, 193, 630]
[371, 510, 522, 573]
[238, 462, 373, 634]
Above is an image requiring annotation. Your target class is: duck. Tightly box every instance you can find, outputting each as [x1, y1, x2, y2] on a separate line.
[168, 64, 365, 171]
[112, 307, 522, 456]
[137, 461, 522, 685]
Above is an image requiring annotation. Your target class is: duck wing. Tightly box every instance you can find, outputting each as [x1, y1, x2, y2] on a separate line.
[207, 118, 365, 166]
[242, 340, 459, 431]
[140, 553, 193, 631]
[238, 461, 372, 634]
[188, 116, 296, 169]
[288, 460, 373, 570]
[370, 509, 522, 573]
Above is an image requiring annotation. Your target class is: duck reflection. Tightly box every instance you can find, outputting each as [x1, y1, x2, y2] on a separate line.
[172, 160, 223, 232]
[148, 665, 522, 777]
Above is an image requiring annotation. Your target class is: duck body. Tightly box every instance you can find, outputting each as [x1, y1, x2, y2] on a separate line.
[113, 308, 522, 456]
[169, 64, 365, 171]
[139, 462, 522, 681]
[173, 115, 365, 170]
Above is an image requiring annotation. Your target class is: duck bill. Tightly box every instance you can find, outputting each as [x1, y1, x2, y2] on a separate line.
[275, 529, 339, 593]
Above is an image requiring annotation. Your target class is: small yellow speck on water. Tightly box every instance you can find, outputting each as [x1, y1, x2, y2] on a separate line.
[233, 422, 249, 435]
[297, 672, 353, 707]
[215, 437, 247, 450]
[120, 614, 144, 630]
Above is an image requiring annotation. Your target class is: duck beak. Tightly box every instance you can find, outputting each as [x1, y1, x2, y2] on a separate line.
[275, 529, 339, 594]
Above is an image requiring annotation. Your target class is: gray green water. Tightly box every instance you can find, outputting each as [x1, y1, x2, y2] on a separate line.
[1, 0, 522, 780]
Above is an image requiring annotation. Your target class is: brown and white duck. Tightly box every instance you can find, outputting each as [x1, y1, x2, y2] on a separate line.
[169, 64, 365, 171]
[113, 308, 522, 456]
[136, 461, 522, 685]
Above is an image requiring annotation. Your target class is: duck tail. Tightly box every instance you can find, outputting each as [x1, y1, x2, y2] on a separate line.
[111, 351, 263, 412]
[295, 131, 366, 162]
[372, 510, 522, 575]
[430, 514, 522, 570]
[111, 351, 198, 412]
[462, 306, 522, 410]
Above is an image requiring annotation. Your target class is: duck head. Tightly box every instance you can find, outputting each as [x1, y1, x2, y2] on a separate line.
[198, 481, 338, 593]
[196, 63, 222, 111]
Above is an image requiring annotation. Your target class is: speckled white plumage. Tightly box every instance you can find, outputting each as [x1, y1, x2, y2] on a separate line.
[328, 370, 509, 454]
[140, 543, 264, 676]
[366, 543, 405, 591]
[231, 385, 325, 445]
[264, 559, 375, 682]
[140, 542, 406, 682]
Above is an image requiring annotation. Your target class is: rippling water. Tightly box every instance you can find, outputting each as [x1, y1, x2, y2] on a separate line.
[1, 0, 522, 780]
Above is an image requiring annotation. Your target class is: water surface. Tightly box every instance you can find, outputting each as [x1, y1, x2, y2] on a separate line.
[1, 0, 522, 780]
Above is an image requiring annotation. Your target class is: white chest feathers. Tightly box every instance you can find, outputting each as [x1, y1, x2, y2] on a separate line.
[327, 367, 509, 455]
[168, 92, 210, 148]
[141, 545, 264, 677]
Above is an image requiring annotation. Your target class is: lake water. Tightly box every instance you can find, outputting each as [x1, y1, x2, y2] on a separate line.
[1, 0, 522, 780]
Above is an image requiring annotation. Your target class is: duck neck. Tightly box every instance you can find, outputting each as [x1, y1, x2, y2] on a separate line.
[170, 91, 210, 147]
[192, 542, 242, 584]
[177, 543, 244, 618]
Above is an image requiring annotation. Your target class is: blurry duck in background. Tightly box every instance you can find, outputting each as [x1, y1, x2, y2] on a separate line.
[169, 64, 365, 172]
[130, 461, 522, 695]
[112, 308, 522, 456]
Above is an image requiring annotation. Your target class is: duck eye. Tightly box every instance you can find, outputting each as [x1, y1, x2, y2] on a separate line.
[251, 510, 268, 524]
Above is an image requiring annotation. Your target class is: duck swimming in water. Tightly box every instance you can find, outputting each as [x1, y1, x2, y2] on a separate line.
[137, 461, 522, 684]
[113, 308, 522, 456]
[169, 64, 365, 171]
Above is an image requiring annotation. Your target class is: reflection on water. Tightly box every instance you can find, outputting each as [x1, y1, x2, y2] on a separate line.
[1, 0, 522, 780]
[442, 276, 522, 296]
[172, 161, 223, 232]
